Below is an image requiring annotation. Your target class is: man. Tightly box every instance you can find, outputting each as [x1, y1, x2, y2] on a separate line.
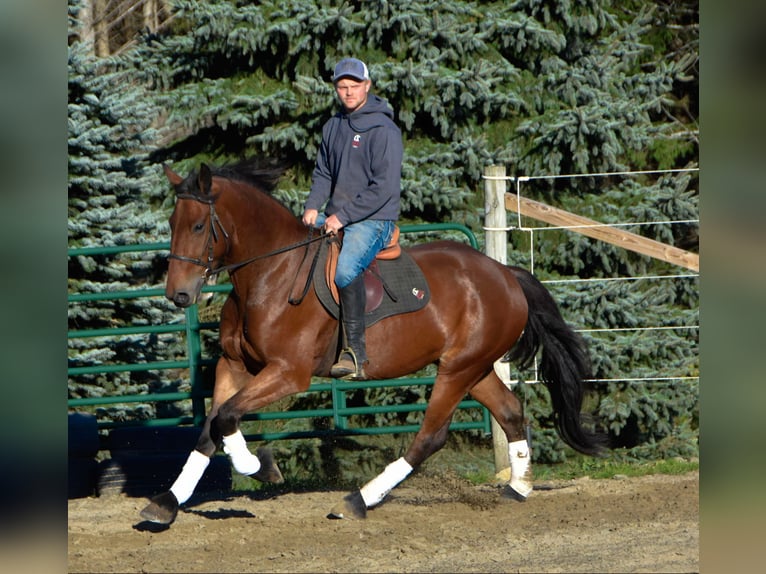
[302, 57, 403, 380]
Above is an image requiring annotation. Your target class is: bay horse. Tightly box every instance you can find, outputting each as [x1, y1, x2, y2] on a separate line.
[140, 158, 605, 525]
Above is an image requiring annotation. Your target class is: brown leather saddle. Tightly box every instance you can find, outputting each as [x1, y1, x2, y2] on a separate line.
[315, 226, 430, 326]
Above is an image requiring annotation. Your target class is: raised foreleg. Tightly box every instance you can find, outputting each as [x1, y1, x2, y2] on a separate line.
[196, 358, 309, 482]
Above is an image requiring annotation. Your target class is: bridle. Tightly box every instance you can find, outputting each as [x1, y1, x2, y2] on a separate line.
[167, 192, 230, 278]
[167, 192, 330, 302]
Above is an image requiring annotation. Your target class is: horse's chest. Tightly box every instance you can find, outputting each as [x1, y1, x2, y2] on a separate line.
[218, 306, 268, 364]
[239, 313, 266, 356]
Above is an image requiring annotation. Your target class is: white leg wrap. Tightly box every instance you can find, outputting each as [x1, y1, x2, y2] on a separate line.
[169, 450, 210, 505]
[222, 430, 261, 476]
[508, 439, 533, 498]
[359, 457, 413, 508]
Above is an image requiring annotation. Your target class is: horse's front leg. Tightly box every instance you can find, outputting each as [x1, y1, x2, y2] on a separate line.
[138, 356, 244, 524]
[138, 359, 305, 525]
[161, 360, 287, 508]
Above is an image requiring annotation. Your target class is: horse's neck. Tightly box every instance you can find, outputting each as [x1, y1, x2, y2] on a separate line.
[221, 184, 307, 273]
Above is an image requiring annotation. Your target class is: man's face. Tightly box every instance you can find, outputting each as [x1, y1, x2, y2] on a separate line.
[335, 78, 370, 113]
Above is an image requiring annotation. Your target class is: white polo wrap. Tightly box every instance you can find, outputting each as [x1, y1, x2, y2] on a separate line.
[169, 450, 210, 504]
[508, 438, 533, 498]
[222, 430, 261, 475]
[359, 457, 413, 508]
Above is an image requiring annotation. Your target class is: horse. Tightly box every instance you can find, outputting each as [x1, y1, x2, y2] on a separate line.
[139, 158, 606, 525]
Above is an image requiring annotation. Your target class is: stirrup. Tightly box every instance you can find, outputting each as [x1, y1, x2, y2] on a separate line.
[330, 348, 368, 380]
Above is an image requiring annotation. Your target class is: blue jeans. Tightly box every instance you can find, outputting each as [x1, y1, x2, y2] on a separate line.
[315, 217, 395, 289]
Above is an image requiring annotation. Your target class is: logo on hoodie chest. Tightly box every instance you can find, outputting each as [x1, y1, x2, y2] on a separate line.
[352, 134, 362, 149]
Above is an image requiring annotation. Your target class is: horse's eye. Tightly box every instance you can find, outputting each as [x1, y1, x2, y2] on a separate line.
[193, 222, 205, 233]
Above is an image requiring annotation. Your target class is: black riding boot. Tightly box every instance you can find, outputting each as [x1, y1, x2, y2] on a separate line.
[330, 274, 368, 380]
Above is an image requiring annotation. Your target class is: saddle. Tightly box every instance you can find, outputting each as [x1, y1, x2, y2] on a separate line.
[325, 226, 401, 311]
[316, 226, 430, 327]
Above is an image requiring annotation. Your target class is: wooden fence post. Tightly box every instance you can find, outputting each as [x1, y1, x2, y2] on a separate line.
[484, 165, 511, 479]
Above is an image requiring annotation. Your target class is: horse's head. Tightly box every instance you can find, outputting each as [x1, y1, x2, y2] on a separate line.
[164, 163, 229, 308]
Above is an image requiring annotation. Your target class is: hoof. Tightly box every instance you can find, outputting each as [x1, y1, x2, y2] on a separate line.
[251, 447, 284, 484]
[327, 489, 367, 520]
[139, 491, 179, 525]
[501, 483, 531, 502]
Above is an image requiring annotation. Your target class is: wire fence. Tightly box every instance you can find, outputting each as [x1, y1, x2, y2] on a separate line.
[484, 166, 699, 388]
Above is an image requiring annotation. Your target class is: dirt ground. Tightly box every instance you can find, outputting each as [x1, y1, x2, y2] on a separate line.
[68, 469, 698, 573]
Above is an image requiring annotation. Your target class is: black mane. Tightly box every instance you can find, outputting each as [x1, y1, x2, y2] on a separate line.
[208, 157, 288, 195]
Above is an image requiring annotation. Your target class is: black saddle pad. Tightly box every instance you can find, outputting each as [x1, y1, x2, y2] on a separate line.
[313, 239, 430, 327]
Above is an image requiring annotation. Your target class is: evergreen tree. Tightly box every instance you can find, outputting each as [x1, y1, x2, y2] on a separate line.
[68, 0, 188, 422]
[68, 0, 698, 464]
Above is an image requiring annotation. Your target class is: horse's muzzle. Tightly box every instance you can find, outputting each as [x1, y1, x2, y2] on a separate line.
[169, 291, 195, 308]
[166, 273, 206, 308]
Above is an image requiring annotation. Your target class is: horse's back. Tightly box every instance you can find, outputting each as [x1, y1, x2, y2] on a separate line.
[407, 240, 522, 293]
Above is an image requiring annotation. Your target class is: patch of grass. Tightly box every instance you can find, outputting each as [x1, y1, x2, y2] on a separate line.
[533, 454, 699, 482]
[461, 467, 497, 485]
[420, 439, 699, 484]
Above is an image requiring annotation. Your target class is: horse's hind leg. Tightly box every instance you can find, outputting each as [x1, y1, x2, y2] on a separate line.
[469, 371, 533, 500]
[329, 375, 469, 519]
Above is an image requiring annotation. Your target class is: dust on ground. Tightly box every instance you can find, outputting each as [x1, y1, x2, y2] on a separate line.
[68, 469, 698, 573]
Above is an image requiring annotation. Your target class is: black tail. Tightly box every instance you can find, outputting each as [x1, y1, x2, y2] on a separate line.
[507, 267, 607, 456]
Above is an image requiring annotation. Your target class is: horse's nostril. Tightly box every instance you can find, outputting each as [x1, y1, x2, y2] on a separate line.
[172, 292, 191, 308]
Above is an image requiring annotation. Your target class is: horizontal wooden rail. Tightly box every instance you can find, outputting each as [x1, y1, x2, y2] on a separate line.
[505, 194, 699, 272]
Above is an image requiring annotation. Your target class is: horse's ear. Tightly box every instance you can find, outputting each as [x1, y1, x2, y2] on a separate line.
[163, 164, 183, 186]
[198, 164, 213, 196]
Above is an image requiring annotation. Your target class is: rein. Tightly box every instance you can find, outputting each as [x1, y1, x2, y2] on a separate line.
[168, 192, 330, 304]
[213, 230, 328, 277]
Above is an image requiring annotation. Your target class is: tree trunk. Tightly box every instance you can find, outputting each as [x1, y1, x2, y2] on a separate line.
[93, 0, 110, 57]
[143, 0, 158, 31]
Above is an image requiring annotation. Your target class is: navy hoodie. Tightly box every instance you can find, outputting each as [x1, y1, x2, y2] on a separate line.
[306, 94, 402, 226]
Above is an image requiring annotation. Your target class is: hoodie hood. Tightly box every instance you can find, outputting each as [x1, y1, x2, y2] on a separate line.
[344, 94, 395, 133]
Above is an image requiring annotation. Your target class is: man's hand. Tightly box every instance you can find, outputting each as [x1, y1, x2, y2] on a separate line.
[322, 214, 343, 235]
[302, 208, 318, 227]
